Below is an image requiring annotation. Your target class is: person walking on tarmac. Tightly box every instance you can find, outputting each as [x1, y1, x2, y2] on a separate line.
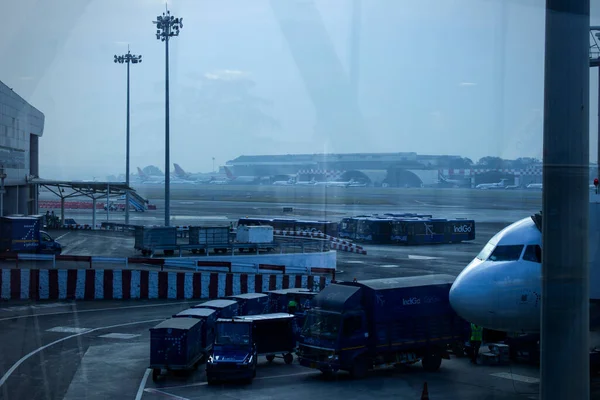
[470, 323, 483, 364]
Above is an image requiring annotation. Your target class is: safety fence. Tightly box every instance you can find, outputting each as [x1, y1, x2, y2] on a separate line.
[0, 268, 331, 301]
[38, 200, 157, 211]
[0, 254, 335, 279]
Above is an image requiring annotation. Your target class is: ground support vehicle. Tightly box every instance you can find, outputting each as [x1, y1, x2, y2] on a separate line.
[206, 313, 296, 384]
[297, 275, 469, 378]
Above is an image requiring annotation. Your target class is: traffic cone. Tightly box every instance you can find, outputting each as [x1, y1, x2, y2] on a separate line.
[421, 382, 429, 400]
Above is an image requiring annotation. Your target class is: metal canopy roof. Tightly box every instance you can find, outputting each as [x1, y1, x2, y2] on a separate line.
[31, 179, 132, 195]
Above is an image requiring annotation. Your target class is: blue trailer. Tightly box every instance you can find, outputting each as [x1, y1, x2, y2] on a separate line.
[192, 299, 239, 318]
[149, 318, 206, 381]
[352, 216, 476, 244]
[172, 308, 217, 356]
[297, 275, 469, 378]
[0, 216, 61, 254]
[227, 293, 269, 315]
[206, 313, 296, 384]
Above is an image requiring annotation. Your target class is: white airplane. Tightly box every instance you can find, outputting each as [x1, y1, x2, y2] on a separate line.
[272, 178, 295, 186]
[526, 183, 542, 190]
[136, 167, 164, 184]
[449, 215, 543, 333]
[314, 178, 361, 188]
[173, 163, 217, 184]
[438, 174, 471, 188]
[295, 179, 317, 186]
[475, 179, 508, 190]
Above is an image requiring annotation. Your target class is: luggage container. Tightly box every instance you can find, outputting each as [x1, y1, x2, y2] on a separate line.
[206, 313, 296, 384]
[172, 308, 217, 355]
[189, 226, 230, 245]
[149, 318, 205, 381]
[236, 313, 296, 363]
[227, 293, 269, 315]
[134, 226, 177, 256]
[236, 225, 274, 244]
[192, 299, 239, 318]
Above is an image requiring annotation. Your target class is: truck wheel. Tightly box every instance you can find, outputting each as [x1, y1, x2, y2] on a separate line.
[266, 354, 275, 362]
[349, 358, 368, 379]
[451, 343, 465, 358]
[422, 351, 443, 372]
[283, 353, 294, 365]
[320, 369, 335, 379]
[152, 368, 160, 381]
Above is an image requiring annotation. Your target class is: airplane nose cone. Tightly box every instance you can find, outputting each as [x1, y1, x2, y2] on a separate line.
[449, 260, 498, 327]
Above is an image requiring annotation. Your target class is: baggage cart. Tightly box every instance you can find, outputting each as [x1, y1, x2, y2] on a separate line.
[149, 318, 206, 381]
[227, 293, 269, 315]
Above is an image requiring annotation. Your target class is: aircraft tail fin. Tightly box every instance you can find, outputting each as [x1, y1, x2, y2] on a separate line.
[173, 163, 186, 177]
[137, 167, 148, 179]
[224, 166, 235, 180]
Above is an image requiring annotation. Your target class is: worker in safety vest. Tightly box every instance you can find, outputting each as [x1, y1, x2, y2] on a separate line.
[470, 323, 483, 364]
[288, 298, 298, 314]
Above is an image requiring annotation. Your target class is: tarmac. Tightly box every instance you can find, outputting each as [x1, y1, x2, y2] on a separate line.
[3, 186, 596, 399]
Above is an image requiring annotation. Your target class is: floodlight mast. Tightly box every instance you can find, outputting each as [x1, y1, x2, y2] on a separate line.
[114, 47, 142, 224]
[153, 10, 183, 226]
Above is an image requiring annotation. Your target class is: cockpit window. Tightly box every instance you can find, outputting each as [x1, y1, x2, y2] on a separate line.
[523, 245, 542, 263]
[476, 242, 495, 261]
[488, 245, 524, 261]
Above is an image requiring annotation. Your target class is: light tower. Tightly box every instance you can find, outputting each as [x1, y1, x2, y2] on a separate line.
[114, 47, 142, 225]
[153, 8, 183, 226]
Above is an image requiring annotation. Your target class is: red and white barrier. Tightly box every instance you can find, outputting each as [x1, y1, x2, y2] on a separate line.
[0, 269, 330, 301]
[273, 229, 367, 255]
[330, 243, 367, 255]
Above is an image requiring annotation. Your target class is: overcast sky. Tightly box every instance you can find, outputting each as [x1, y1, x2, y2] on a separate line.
[2, 0, 600, 179]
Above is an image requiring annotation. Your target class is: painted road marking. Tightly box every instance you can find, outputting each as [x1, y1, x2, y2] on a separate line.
[171, 215, 228, 220]
[47, 327, 91, 334]
[157, 370, 320, 390]
[99, 333, 141, 340]
[144, 388, 190, 400]
[0, 318, 164, 389]
[55, 232, 71, 241]
[379, 264, 400, 268]
[408, 255, 442, 260]
[346, 261, 365, 264]
[490, 372, 540, 384]
[135, 369, 151, 400]
[0, 302, 71, 312]
[0, 301, 192, 322]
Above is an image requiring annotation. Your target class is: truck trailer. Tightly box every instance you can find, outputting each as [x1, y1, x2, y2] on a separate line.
[0, 216, 62, 254]
[297, 274, 469, 378]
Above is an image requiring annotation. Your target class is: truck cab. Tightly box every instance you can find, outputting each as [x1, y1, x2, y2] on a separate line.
[297, 285, 368, 377]
[39, 230, 62, 254]
[206, 319, 257, 384]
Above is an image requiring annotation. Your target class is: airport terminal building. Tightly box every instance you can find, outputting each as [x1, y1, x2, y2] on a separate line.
[0, 80, 44, 216]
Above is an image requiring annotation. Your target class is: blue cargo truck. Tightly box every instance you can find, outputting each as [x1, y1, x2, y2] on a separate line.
[297, 274, 469, 378]
[0, 216, 61, 254]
